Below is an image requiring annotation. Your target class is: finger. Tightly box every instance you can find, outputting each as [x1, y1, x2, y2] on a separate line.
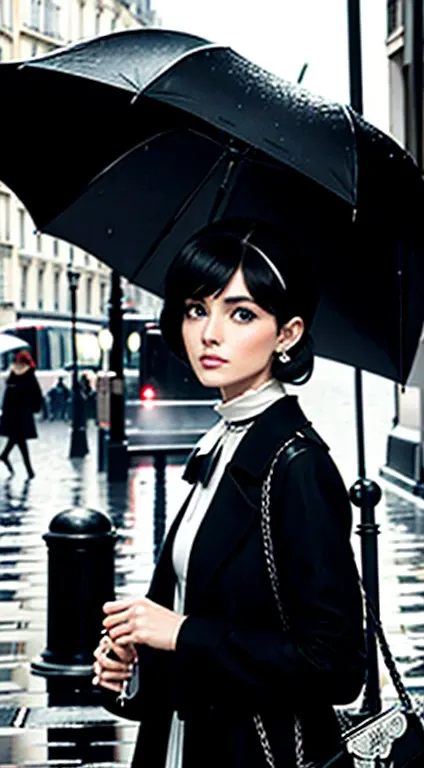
[107, 641, 135, 663]
[115, 633, 137, 646]
[99, 669, 133, 682]
[96, 679, 124, 693]
[103, 598, 139, 614]
[108, 622, 133, 642]
[93, 661, 102, 677]
[103, 609, 133, 631]
[102, 658, 131, 673]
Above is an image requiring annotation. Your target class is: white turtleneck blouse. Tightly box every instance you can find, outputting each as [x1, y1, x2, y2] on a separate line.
[164, 378, 286, 768]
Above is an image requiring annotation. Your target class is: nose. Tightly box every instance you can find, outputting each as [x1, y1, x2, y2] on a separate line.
[201, 311, 224, 347]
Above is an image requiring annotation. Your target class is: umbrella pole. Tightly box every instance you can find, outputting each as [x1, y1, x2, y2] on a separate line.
[347, 0, 382, 716]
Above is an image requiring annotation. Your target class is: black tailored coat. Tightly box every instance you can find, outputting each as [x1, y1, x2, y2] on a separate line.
[103, 396, 366, 768]
[0, 367, 42, 440]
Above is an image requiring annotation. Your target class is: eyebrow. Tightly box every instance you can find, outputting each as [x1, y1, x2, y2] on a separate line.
[223, 295, 256, 305]
[184, 295, 256, 305]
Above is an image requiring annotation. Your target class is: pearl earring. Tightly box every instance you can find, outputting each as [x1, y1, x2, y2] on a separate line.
[278, 349, 291, 364]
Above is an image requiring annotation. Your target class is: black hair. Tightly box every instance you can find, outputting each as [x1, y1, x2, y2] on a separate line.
[160, 218, 319, 385]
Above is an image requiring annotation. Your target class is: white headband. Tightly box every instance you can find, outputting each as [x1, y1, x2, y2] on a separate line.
[242, 231, 287, 291]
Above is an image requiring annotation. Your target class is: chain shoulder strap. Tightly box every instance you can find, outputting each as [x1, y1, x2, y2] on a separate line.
[361, 585, 414, 713]
[254, 430, 418, 768]
[253, 433, 307, 768]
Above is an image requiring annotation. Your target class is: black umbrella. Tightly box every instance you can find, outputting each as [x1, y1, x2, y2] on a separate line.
[0, 28, 423, 384]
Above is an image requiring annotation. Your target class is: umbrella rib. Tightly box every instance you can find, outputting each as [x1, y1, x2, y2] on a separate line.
[129, 148, 233, 284]
[130, 42, 226, 105]
[208, 145, 247, 223]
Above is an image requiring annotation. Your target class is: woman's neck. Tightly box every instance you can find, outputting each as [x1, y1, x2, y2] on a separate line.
[220, 372, 273, 403]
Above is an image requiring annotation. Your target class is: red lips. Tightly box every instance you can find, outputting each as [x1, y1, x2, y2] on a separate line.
[200, 354, 228, 363]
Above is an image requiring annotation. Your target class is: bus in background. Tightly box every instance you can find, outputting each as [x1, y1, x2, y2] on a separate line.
[0, 314, 219, 445]
[125, 321, 220, 448]
[0, 312, 151, 402]
[0, 318, 102, 405]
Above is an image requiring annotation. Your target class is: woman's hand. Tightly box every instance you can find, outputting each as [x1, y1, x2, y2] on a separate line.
[92, 632, 136, 693]
[102, 597, 188, 652]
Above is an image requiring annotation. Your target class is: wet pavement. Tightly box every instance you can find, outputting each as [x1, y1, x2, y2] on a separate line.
[0, 358, 424, 766]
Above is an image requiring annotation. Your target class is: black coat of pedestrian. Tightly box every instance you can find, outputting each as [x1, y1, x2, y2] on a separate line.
[0, 365, 43, 441]
[103, 396, 366, 768]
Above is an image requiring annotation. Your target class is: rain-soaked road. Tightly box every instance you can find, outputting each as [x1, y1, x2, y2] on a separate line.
[0, 357, 424, 766]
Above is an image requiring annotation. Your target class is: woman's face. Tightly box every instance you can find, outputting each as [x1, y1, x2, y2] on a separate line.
[182, 268, 290, 402]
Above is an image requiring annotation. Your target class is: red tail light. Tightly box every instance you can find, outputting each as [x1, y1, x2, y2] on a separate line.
[140, 385, 157, 401]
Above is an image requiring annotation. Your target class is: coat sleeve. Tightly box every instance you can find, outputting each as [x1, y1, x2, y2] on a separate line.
[173, 445, 366, 716]
[30, 374, 43, 413]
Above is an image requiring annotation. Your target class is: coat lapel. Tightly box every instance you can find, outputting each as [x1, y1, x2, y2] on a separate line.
[183, 470, 258, 614]
[149, 396, 312, 616]
[184, 396, 312, 614]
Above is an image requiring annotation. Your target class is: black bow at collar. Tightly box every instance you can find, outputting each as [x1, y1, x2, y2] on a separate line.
[182, 415, 256, 488]
[182, 441, 224, 488]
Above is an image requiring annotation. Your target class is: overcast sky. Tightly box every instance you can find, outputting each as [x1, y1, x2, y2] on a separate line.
[152, 0, 389, 131]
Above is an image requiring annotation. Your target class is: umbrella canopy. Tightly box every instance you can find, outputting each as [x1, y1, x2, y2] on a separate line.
[0, 28, 423, 384]
[0, 333, 29, 356]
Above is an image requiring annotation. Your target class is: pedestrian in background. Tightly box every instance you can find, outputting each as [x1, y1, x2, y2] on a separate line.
[93, 219, 366, 768]
[47, 374, 70, 421]
[0, 349, 42, 479]
[80, 371, 96, 420]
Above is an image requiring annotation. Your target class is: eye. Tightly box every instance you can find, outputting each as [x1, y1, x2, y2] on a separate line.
[232, 307, 257, 323]
[184, 302, 206, 319]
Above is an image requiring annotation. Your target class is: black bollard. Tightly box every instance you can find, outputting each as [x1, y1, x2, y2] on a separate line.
[350, 478, 382, 715]
[32, 507, 117, 680]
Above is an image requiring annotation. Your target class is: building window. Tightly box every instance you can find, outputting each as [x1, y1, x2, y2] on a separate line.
[36, 232, 42, 252]
[53, 238, 59, 256]
[19, 209, 25, 249]
[4, 194, 10, 240]
[38, 267, 45, 310]
[69, 245, 74, 263]
[53, 270, 60, 311]
[44, 0, 60, 38]
[30, 0, 41, 30]
[0, 193, 11, 241]
[95, 9, 101, 35]
[21, 264, 28, 308]
[0, 253, 4, 303]
[111, 11, 118, 31]
[84, 252, 90, 266]
[0, 0, 13, 29]
[100, 281, 107, 314]
[86, 276, 92, 315]
[31, 40, 38, 57]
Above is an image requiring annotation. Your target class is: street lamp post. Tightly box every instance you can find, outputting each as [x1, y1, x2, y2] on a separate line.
[97, 328, 113, 473]
[107, 270, 128, 482]
[347, 0, 381, 716]
[67, 266, 88, 459]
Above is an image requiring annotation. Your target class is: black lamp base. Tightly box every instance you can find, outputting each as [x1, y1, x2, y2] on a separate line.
[70, 427, 89, 458]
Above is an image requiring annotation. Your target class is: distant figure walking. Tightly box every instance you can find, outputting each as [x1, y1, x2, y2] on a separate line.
[0, 350, 43, 479]
[47, 375, 70, 421]
[80, 371, 96, 420]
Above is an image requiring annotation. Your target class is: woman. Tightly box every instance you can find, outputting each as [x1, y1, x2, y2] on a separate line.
[0, 349, 42, 478]
[93, 219, 366, 768]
